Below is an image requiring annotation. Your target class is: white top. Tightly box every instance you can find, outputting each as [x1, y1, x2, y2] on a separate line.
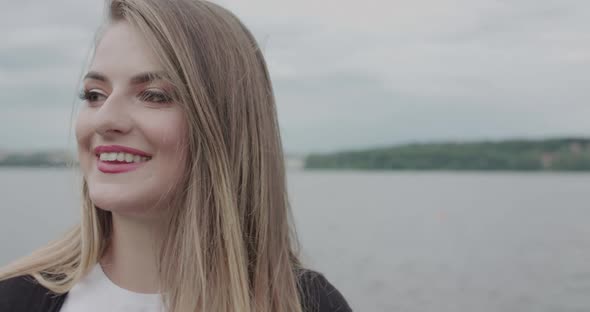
[60, 264, 165, 312]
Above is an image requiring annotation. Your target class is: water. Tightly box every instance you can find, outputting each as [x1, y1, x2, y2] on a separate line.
[2, 168, 590, 311]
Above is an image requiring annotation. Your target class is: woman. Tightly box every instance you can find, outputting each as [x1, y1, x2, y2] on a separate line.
[0, 0, 351, 311]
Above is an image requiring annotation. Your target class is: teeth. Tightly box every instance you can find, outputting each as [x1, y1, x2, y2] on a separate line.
[99, 152, 150, 163]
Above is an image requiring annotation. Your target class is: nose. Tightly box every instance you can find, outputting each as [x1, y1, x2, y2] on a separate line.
[93, 93, 133, 137]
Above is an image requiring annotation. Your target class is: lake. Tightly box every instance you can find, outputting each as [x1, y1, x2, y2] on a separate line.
[2, 168, 590, 311]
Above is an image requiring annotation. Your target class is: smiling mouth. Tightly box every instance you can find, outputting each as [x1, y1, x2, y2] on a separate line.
[95, 153, 152, 174]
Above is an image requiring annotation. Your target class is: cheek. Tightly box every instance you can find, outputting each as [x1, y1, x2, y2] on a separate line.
[144, 112, 188, 171]
[134, 115, 188, 207]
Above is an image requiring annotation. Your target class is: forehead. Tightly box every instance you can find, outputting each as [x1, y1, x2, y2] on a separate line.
[90, 21, 162, 75]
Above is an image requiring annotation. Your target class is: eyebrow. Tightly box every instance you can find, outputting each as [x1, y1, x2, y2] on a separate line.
[83, 71, 168, 85]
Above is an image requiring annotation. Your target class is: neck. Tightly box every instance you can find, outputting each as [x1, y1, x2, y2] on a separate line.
[100, 211, 166, 294]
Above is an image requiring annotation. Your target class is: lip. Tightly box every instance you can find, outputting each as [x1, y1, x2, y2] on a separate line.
[97, 159, 148, 174]
[94, 145, 152, 157]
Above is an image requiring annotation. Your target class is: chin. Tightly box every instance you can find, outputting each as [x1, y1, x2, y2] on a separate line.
[88, 183, 154, 215]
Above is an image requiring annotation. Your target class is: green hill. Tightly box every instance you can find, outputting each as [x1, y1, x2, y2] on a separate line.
[305, 138, 590, 171]
[0, 150, 73, 167]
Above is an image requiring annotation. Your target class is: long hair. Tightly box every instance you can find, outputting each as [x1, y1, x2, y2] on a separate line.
[0, 1, 305, 311]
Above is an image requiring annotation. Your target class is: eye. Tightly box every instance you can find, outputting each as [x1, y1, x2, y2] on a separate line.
[138, 90, 173, 104]
[78, 89, 107, 103]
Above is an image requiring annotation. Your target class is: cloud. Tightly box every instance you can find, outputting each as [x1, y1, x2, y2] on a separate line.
[0, 105, 75, 150]
[1, 0, 589, 152]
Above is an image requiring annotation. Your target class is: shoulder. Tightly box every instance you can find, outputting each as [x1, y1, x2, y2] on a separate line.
[0, 274, 66, 311]
[297, 269, 352, 312]
[0, 275, 41, 305]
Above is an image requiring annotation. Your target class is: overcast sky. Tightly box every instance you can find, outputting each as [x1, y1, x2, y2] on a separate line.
[1, 0, 589, 154]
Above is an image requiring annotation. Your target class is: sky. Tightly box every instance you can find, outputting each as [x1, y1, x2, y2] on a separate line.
[1, 0, 589, 154]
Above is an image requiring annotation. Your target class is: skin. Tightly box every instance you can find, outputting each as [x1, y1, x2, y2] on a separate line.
[75, 21, 187, 293]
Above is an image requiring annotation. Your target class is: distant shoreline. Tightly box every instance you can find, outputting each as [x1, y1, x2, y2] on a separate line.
[4, 138, 590, 171]
[304, 138, 590, 171]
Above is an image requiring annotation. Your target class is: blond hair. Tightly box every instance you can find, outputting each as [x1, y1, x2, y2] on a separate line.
[0, 1, 305, 311]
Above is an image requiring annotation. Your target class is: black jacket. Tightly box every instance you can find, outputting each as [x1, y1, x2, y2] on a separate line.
[0, 270, 352, 312]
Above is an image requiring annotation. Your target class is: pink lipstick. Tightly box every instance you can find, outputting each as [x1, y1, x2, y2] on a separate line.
[97, 161, 147, 174]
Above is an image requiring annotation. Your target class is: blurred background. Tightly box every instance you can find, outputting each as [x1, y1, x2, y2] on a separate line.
[1, 0, 590, 311]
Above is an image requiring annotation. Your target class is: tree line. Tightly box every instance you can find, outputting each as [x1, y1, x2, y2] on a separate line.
[305, 138, 590, 171]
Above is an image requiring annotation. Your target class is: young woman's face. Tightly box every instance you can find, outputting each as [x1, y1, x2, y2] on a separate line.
[76, 21, 187, 216]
